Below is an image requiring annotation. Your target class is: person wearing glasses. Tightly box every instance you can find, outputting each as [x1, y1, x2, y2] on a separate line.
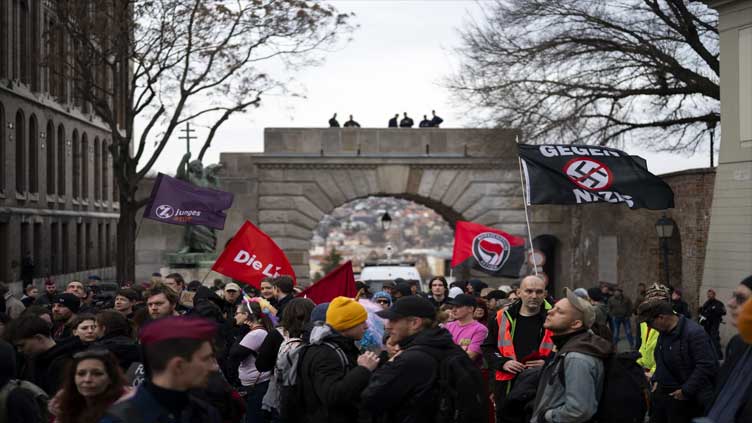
[701, 275, 752, 423]
[372, 291, 392, 310]
[636, 295, 718, 423]
[50, 349, 128, 423]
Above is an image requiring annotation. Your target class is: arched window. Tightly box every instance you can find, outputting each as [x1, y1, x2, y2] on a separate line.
[14, 0, 31, 84]
[94, 137, 100, 201]
[72, 129, 79, 198]
[102, 139, 109, 202]
[15, 110, 25, 193]
[0, 1, 7, 77]
[28, 114, 38, 193]
[46, 120, 54, 195]
[0, 102, 5, 192]
[57, 123, 65, 195]
[81, 132, 88, 199]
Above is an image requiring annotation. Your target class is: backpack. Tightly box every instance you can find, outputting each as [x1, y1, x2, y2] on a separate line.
[0, 379, 49, 423]
[415, 346, 488, 423]
[278, 340, 348, 421]
[558, 351, 649, 423]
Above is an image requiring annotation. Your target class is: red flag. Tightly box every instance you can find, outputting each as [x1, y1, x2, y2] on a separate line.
[297, 261, 356, 304]
[451, 221, 526, 278]
[212, 221, 296, 289]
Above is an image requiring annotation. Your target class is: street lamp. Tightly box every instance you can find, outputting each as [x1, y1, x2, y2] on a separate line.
[380, 211, 392, 231]
[655, 213, 675, 285]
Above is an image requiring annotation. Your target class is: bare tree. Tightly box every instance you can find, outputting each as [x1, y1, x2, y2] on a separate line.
[449, 0, 719, 153]
[50, 0, 352, 282]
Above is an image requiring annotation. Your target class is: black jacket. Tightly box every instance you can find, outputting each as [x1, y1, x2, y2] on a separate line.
[25, 336, 87, 395]
[361, 326, 463, 423]
[699, 298, 726, 328]
[653, 316, 717, 407]
[255, 328, 284, 373]
[276, 294, 293, 318]
[101, 380, 222, 423]
[711, 335, 752, 421]
[673, 299, 692, 318]
[0, 340, 44, 422]
[299, 324, 371, 423]
[94, 333, 141, 371]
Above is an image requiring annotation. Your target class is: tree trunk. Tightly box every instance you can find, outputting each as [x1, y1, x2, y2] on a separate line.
[116, 194, 137, 284]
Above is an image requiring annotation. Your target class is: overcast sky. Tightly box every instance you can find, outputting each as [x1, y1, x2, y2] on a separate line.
[143, 1, 711, 176]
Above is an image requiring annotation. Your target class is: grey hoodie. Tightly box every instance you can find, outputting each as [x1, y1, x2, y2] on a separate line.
[530, 330, 612, 423]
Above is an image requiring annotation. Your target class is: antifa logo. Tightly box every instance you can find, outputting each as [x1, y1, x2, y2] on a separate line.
[472, 233, 510, 272]
[155, 205, 175, 219]
[563, 158, 613, 191]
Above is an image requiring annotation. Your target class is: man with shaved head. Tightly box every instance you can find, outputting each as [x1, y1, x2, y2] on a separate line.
[482, 275, 554, 423]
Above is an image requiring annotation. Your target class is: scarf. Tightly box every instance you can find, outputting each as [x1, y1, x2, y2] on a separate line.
[707, 345, 752, 423]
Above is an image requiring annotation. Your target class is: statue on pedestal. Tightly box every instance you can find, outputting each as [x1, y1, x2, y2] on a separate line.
[175, 152, 224, 253]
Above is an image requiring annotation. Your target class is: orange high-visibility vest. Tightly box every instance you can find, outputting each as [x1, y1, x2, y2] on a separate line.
[495, 305, 554, 381]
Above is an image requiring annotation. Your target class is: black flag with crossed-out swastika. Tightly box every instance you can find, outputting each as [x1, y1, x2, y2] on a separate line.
[518, 144, 674, 210]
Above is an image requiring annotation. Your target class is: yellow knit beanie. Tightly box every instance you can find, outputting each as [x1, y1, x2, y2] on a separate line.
[326, 296, 367, 332]
[739, 298, 752, 344]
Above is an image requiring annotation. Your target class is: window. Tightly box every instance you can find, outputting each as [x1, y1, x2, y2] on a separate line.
[46, 120, 54, 195]
[57, 124, 65, 195]
[0, 102, 5, 192]
[16, 0, 31, 85]
[72, 129, 79, 198]
[15, 110, 25, 193]
[51, 222, 59, 274]
[0, 0, 7, 78]
[102, 139, 109, 202]
[81, 132, 88, 199]
[28, 114, 38, 193]
[94, 137, 100, 201]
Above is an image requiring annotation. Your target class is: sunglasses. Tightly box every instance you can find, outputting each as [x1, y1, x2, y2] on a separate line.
[376, 300, 390, 305]
[732, 293, 749, 305]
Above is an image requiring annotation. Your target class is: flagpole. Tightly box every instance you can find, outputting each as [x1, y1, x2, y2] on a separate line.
[515, 135, 539, 276]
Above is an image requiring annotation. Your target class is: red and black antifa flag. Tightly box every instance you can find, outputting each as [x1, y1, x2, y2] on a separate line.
[451, 221, 526, 278]
[518, 144, 674, 210]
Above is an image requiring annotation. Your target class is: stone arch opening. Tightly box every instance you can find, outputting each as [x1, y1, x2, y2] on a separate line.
[533, 234, 560, 294]
[309, 195, 456, 282]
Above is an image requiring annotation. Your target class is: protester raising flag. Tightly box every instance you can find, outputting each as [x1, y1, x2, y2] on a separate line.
[212, 221, 295, 288]
[451, 221, 526, 278]
[143, 173, 234, 229]
[518, 144, 674, 210]
[297, 261, 357, 304]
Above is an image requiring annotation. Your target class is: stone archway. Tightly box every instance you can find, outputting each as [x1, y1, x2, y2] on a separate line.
[219, 128, 533, 284]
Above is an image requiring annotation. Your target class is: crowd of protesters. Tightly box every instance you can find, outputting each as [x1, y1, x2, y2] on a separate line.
[0, 271, 750, 423]
[327, 110, 444, 128]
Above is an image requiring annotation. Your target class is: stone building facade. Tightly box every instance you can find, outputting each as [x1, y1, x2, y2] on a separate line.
[0, 0, 122, 287]
[136, 128, 716, 318]
[701, 0, 752, 343]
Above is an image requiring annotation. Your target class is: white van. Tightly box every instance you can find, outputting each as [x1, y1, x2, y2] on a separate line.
[359, 264, 424, 292]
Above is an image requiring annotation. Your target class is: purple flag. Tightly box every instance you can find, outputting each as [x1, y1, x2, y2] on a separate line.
[143, 173, 234, 230]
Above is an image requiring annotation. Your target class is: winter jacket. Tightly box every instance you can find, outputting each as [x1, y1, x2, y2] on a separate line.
[100, 381, 222, 423]
[23, 336, 87, 395]
[607, 295, 633, 319]
[3, 293, 25, 319]
[530, 330, 612, 423]
[361, 326, 465, 423]
[0, 340, 44, 422]
[710, 335, 752, 422]
[673, 299, 692, 318]
[652, 315, 717, 408]
[299, 323, 371, 423]
[94, 334, 141, 372]
[699, 298, 726, 329]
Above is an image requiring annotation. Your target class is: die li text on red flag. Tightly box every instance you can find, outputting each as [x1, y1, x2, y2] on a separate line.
[212, 221, 296, 289]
